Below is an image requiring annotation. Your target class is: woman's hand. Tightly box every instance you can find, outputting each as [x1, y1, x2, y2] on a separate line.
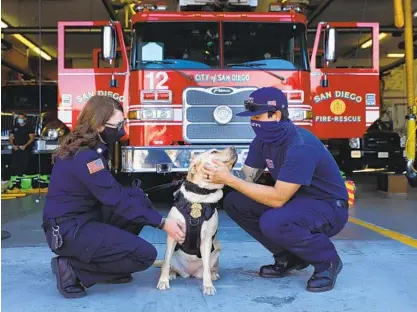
[202, 159, 235, 185]
[163, 218, 186, 243]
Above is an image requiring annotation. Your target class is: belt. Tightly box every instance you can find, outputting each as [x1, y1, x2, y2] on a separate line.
[41, 216, 75, 232]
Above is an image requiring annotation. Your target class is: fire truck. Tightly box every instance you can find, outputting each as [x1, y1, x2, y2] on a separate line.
[56, 0, 383, 191]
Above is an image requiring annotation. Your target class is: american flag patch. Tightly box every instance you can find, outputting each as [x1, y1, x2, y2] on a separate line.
[267, 100, 276, 106]
[87, 158, 105, 174]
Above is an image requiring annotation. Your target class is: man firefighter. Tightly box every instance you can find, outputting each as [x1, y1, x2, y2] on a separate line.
[202, 87, 349, 293]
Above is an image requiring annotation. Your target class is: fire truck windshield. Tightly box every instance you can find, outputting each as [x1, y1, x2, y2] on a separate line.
[131, 21, 220, 70]
[224, 22, 308, 71]
[130, 21, 308, 71]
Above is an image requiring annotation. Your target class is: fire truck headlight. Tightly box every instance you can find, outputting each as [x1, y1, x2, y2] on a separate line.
[213, 105, 233, 125]
[290, 109, 303, 121]
[289, 109, 312, 121]
[349, 138, 360, 149]
[129, 108, 174, 121]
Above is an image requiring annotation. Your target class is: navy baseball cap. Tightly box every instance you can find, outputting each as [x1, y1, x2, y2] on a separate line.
[236, 87, 288, 117]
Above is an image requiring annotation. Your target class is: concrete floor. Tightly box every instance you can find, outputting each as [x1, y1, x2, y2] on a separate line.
[1, 173, 417, 312]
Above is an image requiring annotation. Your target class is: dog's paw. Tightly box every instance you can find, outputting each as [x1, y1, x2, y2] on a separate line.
[203, 284, 217, 296]
[157, 279, 170, 291]
[169, 272, 177, 281]
[211, 272, 220, 281]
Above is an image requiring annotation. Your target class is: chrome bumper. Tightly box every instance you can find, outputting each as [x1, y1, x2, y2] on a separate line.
[121, 145, 251, 173]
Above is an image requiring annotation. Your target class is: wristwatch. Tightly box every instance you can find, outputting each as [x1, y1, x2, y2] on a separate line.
[158, 217, 167, 230]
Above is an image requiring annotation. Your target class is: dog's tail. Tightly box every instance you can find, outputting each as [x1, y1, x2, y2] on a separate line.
[152, 259, 164, 268]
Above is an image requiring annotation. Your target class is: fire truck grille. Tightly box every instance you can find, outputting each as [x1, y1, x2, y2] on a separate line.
[185, 88, 254, 106]
[186, 107, 248, 123]
[187, 124, 255, 140]
[183, 87, 256, 143]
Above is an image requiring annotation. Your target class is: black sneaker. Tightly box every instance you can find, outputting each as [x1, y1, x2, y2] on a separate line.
[259, 253, 309, 278]
[51, 257, 86, 299]
[306, 256, 343, 292]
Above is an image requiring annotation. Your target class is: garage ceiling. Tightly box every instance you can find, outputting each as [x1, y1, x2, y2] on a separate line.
[1, 0, 417, 75]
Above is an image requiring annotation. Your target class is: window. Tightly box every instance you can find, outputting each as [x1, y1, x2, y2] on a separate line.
[223, 22, 309, 70]
[1, 85, 57, 111]
[131, 22, 220, 70]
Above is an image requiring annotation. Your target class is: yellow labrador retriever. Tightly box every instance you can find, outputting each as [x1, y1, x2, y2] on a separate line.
[156, 147, 237, 295]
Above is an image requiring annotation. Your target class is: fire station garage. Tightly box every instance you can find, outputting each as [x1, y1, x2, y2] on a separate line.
[1, 0, 417, 310]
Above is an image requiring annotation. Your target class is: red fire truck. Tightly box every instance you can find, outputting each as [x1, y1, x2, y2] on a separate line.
[56, 0, 381, 189]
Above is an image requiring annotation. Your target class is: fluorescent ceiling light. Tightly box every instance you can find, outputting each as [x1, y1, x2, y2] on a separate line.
[12, 34, 52, 61]
[387, 53, 405, 58]
[414, 11, 417, 18]
[361, 33, 388, 49]
[1, 19, 52, 61]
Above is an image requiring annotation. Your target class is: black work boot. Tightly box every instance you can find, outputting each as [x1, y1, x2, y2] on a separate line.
[51, 256, 86, 298]
[259, 253, 309, 278]
[306, 256, 343, 292]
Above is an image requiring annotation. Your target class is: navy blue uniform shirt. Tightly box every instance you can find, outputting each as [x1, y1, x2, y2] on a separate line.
[10, 123, 35, 146]
[43, 143, 163, 228]
[245, 127, 348, 201]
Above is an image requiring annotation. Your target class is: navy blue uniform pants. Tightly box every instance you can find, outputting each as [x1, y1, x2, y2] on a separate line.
[223, 191, 349, 270]
[44, 214, 157, 288]
[11, 149, 31, 176]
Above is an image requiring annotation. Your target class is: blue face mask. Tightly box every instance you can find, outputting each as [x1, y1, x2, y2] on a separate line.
[251, 119, 295, 144]
[17, 118, 25, 125]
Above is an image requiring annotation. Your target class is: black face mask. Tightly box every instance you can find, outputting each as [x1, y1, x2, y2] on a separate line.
[100, 127, 125, 145]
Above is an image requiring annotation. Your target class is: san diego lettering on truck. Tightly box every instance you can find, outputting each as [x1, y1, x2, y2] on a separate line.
[193, 74, 250, 83]
[76, 90, 125, 104]
[313, 91, 363, 104]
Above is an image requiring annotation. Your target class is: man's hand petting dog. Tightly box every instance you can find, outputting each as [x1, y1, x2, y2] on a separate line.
[202, 160, 235, 185]
[163, 219, 186, 244]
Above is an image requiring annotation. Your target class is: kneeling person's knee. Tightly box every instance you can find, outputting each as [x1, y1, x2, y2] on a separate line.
[129, 241, 157, 272]
[259, 210, 295, 242]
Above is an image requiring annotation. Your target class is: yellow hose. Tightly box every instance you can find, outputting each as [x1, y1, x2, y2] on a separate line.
[393, 0, 405, 28]
[406, 126, 417, 172]
[403, 0, 416, 172]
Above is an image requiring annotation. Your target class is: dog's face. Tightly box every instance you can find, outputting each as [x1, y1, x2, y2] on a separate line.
[186, 147, 238, 190]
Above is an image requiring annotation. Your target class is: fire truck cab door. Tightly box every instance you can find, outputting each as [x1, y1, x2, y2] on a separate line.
[57, 21, 129, 129]
[310, 22, 380, 139]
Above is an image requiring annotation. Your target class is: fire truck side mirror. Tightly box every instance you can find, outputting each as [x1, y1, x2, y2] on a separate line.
[324, 27, 337, 63]
[102, 25, 116, 61]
